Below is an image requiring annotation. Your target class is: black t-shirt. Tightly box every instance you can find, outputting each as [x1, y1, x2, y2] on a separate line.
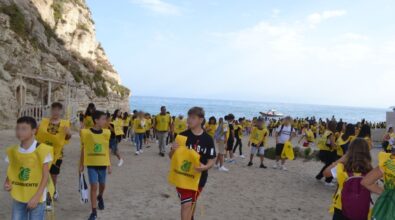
[180, 129, 216, 188]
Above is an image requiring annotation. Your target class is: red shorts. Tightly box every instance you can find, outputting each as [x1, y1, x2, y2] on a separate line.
[303, 142, 310, 147]
[176, 187, 203, 204]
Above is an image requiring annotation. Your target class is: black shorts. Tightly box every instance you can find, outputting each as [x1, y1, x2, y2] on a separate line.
[226, 139, 234, 151]
[275, 144, 285, 156]
[50, 159, 63, 175]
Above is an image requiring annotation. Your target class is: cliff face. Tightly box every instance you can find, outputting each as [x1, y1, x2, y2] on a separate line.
[0, 0, 130, 127]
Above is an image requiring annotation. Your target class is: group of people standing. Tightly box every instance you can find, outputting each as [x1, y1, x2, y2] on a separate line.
[3, 102, 395, 220]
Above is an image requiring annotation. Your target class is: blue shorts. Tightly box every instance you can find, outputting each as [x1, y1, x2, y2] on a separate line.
[87, 167, 107, 185]
[110, 138, 118, 152]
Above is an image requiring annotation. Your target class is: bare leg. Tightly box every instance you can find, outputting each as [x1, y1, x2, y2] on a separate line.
[90, 184, 98, 210]
[181, 202, 193, 220]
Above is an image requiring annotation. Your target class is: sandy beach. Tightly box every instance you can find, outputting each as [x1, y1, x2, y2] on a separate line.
[0, 129, 380, 220]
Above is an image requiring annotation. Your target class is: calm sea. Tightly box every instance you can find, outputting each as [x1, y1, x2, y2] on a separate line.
[130, 96, 387, 123]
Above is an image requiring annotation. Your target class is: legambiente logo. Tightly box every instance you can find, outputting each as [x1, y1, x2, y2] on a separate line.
[18, 167, 31, 182]
[94, 143, 103, 153]
[180, 160, 192, 172]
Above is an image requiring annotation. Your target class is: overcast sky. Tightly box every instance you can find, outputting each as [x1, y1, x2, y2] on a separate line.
[86, 0, 395, 108]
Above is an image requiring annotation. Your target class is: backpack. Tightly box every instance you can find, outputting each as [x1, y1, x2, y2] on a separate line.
[341, 172, 371, 220]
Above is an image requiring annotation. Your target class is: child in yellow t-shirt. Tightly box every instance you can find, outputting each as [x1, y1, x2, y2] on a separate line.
[247, 118, 268, 168]
[79, 111, 112, 220]
[4, 116, 53, 219]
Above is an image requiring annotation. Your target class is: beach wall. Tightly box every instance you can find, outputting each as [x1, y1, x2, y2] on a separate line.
[0, 0, 130, 128]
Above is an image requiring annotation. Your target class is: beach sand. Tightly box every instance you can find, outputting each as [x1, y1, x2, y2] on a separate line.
[0, 129, 380, 220]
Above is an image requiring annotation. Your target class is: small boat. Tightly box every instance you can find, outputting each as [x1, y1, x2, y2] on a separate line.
[259, 109, 284, 118]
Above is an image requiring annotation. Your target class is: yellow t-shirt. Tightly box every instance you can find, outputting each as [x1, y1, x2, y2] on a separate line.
[249, 127, 268, 146]
[81, 129, 111, 166]
[174, 118, 187, 134]
[205, 124, 217, 138]
[318, 130, 334, 151]
[378, 152, 395, 190]
[36, 118, 70, 162]
[111, 118, 124, 136]
[155, 114, 171, 132]
[133, 118, 146, 134]
[83, 116, 94, 129]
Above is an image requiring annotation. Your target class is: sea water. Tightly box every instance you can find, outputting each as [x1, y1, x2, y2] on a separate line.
[130, 96, 387, 123]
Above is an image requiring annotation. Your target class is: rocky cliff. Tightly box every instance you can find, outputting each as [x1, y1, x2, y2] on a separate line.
[0, 0, 130, 127]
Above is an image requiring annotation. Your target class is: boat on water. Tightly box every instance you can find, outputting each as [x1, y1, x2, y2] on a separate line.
[259, 109, 284, 118]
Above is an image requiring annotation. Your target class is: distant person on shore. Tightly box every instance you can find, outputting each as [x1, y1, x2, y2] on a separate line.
[205, 116, 217, 139]
[79, 111, 112, 220]
[316, 120, 337, 186]
[4, 116, 53, 220]
[122, 112, 131, 140]
[297, 123, 315, 148]
[169, 107, 216, 220]
[335, 124, 356, 157]
[82, 103, 96, 129]
[357, 124, 372, 149]
[225, 114, 236, 163]
[35, 102, 72, 204]
[324, 138, 372, 220]
[109, 109, 124, 167]
[154, 106, 171, 157]
[133, 111, 146, 155]
[233, 119, 245, 158]
[173, 114, 187, 139]
[214, 117, 229, 171]
[274, 116, 295, 170]
[247, 118, 268, 168]
[144, 113, 153, 145]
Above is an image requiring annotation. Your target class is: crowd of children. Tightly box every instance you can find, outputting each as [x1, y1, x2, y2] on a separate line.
[3, 102, 394, 220]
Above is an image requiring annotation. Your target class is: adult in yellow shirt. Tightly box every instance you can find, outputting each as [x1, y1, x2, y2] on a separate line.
[133, 111, 146, 155]
[247, 118, 268, 168]
[36, 102, 71, 201]
[154, 106, 171, 157]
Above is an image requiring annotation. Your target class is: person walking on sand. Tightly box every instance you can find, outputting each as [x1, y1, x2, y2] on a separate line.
[133, 111, 146, 155]
[169, 107, 216, 220]
[214, 117, 229, 172]
[35, 102, 72, 204]
[273, 116, 295, 171]
[80, 111, 112, 220]
[225, 114, 236, 163]
[154, 106, 171, 157]
[4, 117, 53, 220]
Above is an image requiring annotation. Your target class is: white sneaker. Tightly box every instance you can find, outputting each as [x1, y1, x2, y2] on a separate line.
[139, 149, 144, 154]
[272, 164, 279, 169]
[239, 155, 246, 159]
[219, 166, 229, 172]
[53, 190, 59, 201]
[135, 151, 140, 155]
[118, 159, 124, 167]
[214, 164, 219, 169]
[281, 165, 288, 171]
[325, 182, 335, 187]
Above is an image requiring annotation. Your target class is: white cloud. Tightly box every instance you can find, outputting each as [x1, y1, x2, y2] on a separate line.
[209, 11, 395, 107]
[132, 0, 181, 15]
[307, 9, 347, 26]
[342, 32, 369, 41]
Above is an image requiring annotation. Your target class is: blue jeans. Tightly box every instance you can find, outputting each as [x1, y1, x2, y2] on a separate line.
[12, 200, 45, 220]
[135, 133, 145, 151]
